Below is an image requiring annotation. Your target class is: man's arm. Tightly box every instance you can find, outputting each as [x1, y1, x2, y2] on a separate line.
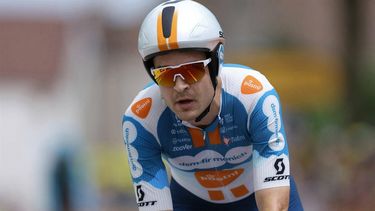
[123, 116, 173, 211]
[255, 186, 290, 211]
[246, 85, 291, 209]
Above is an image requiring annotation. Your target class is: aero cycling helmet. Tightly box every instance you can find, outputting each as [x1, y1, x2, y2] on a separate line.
[138, 0, 225, 88]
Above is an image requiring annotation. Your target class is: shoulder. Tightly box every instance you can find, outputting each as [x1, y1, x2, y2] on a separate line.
[220, 63, 274, 96]
[219, 64, 280, 120]
[123, 83, 167, 127]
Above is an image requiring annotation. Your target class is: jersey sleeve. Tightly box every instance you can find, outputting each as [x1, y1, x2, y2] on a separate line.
[122, 116, 173, 211]
[248, 89, 290, 191]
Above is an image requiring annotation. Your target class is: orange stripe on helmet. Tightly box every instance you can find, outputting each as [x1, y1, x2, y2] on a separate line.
[157, 10, 179, 51]
[169, 11, 179, 49]
[157, 13, 168, 51]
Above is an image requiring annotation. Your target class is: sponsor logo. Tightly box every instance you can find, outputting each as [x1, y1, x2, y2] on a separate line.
[262, 95, 281, 133]
[263, 95, 284, 151]
[168, 146, 252, 170]
[125, 127, 130, 143]
[221, 135, 245, 146]
[241, 75, 263, 94]
[172, 121, 184, 127]
[138, 201, 157, 207]
[172, 144, 192, 152]
[264, 158, 289, 182]
[170, 128, 187, 135]
[131, 98, 152, 119]
[223, 137, 231, 145]
[123, 121, 137, 144]
[136, 185, 145, 201]
[136, 185, 157, 207]
[223, 113, 233, 123]
[195, 169, 244, 188]
[264, 175, 290, 182]
[123, 121, 143, 178]
[220, 125, 237, 133]
[274, 158, 285, 174]
[219, 31, 224, 38]
[172, 137, 190, 145]
[271, 103, 279, 135]
[176, 152, 248, 167]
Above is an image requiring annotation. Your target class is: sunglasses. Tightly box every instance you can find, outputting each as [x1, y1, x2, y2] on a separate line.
[151, 58, 211, 87]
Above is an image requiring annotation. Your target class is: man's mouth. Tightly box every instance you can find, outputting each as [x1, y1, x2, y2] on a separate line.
[177, 99, 194, 104]
[175, 99, 195, 110]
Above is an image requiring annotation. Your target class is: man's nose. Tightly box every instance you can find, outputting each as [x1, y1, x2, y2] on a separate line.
[173, 76, 189, 92]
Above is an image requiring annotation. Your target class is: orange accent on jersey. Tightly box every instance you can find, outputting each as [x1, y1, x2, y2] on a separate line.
[188, 128, 205, 148]
[131, 98, 152, 119]
[195, 169, 244, 188]
[208, 126, 221, 145]
[208, 190, 224, 201]
[241, 75, 263, 94]
[157, 14, 168, 51]
[230, 185, 249, 198]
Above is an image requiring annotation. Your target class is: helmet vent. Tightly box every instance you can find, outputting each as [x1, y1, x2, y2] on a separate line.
[162, 6, 176, 38]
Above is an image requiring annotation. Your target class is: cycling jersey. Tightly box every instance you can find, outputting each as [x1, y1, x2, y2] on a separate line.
[123, 64, 291, 211]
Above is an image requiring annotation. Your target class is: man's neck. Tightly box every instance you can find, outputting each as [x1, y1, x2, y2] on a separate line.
[189, 77, 222, 128]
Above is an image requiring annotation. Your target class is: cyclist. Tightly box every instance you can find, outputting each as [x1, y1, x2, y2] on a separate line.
[122, 0, 303, 210]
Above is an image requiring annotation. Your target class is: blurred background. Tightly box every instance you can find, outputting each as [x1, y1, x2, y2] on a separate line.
[0, 0, 374, 210]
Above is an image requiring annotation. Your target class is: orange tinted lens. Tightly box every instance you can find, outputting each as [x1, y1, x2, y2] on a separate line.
[156, 63, 206, 87]
[155, 69, 175, 86]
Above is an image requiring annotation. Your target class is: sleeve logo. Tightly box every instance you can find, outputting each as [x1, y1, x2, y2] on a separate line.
[136, 185, 145, 202]
[136, 185, 157, 207]
[241, 75, 263, 94]
[274, 158, 285, 175]
[264, 158, 290, 182]
[131, 97, 152, 119]
[123, 121, 143, 178]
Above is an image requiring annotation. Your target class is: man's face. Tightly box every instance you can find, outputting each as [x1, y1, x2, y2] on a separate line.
[153, 51, 214, 122]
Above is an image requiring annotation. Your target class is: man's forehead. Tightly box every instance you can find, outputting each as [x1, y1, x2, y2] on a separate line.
[153, 50, 206, 67]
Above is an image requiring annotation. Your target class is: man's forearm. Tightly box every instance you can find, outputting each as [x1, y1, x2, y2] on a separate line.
[255, 186, 290, 211]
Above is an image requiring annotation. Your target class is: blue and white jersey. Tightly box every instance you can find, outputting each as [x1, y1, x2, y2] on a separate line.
[122, 64, 290, 211]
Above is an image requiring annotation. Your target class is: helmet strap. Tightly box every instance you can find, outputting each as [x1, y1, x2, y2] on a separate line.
[195, 84, 216, 122]
[195, 44, 223, 123]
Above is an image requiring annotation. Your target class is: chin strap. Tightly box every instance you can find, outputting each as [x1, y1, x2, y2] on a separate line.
[195, 81, 217, 122]
[195, 46, 221, 123]
[194, 93, 215, 122]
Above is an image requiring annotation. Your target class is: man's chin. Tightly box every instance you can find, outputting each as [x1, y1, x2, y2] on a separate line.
[175, 111, 198, 122]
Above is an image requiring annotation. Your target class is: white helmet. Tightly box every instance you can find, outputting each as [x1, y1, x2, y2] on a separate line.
[138, 0, 225, 86]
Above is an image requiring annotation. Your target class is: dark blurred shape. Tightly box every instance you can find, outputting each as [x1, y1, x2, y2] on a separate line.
[343, 0, 375, 124]
[50, 143, 100, 211]
[54, 158, 72, 211]
[343, 0, 361, 122]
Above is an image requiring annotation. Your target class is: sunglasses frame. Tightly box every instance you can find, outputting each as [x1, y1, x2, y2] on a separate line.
[150, 58, 211, 82]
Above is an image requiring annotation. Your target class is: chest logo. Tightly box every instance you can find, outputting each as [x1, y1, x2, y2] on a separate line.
[195, 169, 244, 188]
[241, 75, 263, 94]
